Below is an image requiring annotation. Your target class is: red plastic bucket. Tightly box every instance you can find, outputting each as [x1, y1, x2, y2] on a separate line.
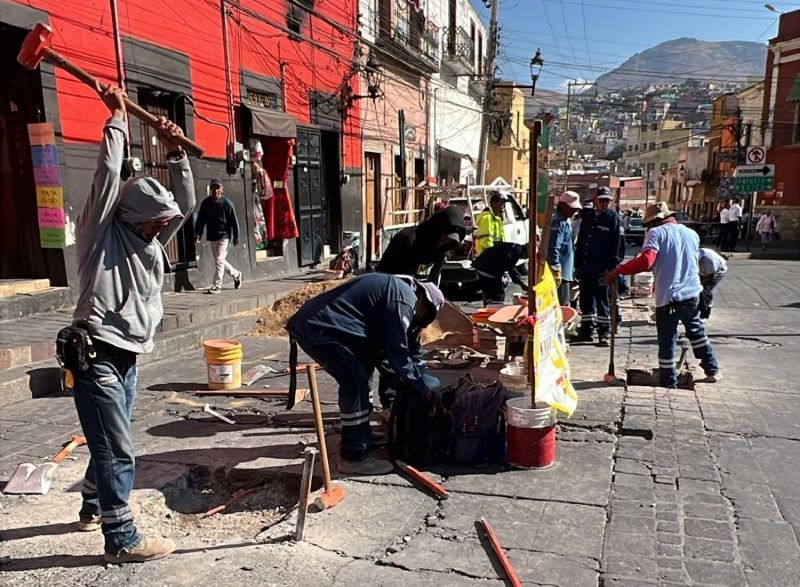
[506, 398, 557, 469]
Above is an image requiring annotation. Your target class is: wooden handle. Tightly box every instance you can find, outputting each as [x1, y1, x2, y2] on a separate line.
[307, 365, 333, 491]
[43, 48, 204, 157]
[479, 518, 523, 587]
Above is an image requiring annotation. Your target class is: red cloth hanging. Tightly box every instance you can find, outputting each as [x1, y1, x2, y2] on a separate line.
[260, 137, 299, 240]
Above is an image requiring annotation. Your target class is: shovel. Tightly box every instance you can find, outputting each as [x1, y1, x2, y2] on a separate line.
[4, 435, 87, 495]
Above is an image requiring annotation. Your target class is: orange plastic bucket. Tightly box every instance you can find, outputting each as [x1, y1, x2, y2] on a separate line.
[202, 339, 243, 390]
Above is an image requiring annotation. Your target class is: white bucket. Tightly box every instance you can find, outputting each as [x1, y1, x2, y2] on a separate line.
[632, 272, 654, 296]
[499, 362, 529, 398]
[506, 398, 556, 428]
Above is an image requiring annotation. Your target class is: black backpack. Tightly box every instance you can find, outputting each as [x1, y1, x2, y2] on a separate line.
[443, 374, 506, 467]
[388, 386, 450, 466]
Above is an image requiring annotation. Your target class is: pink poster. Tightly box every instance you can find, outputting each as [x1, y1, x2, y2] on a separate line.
[38, 207, 65, 228]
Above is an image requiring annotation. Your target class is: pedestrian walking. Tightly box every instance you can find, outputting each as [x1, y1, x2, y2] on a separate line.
[726, 198, 743, 251]
[756, 210, 777, 251]
[285, 273, 444, 475]
[66, 86, 195, 563]
[195, 178, 242, 294]
[605, 202, 720, 388]
[547, 191, 582, 306]
[475, 192, 505, 255]
[698, 248, 727, 319]
[571, 187, 625, 346]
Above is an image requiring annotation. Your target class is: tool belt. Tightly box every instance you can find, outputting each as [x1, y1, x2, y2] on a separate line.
[55, 323, 96, 375]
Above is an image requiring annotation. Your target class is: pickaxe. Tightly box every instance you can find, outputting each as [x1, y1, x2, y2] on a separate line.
[18, 22, 204, 157]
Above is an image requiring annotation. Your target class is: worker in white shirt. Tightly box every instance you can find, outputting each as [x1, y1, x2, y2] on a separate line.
[725, 198, 743, 251]
[716, 201, 730, 250]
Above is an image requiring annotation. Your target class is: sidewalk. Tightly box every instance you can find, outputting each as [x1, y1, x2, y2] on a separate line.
[1, 258, 799, 585]
[0, 271, 321, 406]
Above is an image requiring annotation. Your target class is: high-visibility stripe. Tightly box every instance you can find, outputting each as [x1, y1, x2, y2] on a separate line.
[341, 414, 371, 426]
[690, 337, 709, 348]
[82, 478, 97, 493]
[101, 505, 133, 523]
[341, 407, 371, 421]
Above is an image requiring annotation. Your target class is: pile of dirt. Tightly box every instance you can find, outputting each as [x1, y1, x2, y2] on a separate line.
[251, 280, 343, 338]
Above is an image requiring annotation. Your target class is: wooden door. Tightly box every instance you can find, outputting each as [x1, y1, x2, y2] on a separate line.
[364, 152, 381, 251]
[295, 127, 324, 265]
[138, 90, 195, 268]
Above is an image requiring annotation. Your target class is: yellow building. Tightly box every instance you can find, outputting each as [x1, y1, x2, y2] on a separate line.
[485, 86, 529, 193]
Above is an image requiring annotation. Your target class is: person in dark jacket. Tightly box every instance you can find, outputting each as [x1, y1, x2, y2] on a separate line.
[572, 187, 625, 345]
[472, 242, 527, 303]
[195, 179, 241, 294]
[285, 273, 444, 475]
[547, 191, 582, 306]
[377, 205, 466, 280]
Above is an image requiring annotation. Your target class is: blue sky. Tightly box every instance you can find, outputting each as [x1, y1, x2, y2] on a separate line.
[469, 0, 798, 91]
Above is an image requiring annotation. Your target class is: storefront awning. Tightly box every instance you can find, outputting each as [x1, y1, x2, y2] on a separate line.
[244, 104, 296, 138]
[788, 74, 800, 102]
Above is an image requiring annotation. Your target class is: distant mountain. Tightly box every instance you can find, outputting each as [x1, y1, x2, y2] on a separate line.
[595, 38, 767, 90]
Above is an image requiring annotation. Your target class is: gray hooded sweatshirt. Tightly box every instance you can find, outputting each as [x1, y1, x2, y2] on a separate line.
[73, 117, 196, 354]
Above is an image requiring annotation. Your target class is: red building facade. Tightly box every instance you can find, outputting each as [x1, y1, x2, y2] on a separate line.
[1, 0, 364, 290]
[762, 9, 800, 240]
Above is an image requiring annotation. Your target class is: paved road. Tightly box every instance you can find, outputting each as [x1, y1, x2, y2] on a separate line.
[0, 258, 798, 585]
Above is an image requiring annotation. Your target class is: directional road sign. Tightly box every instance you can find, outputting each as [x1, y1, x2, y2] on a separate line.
[745, 146, 766, 165]
[734, 164, 775, 192]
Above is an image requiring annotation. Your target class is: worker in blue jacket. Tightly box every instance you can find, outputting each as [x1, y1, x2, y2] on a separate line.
[572, 187, 625, 345]
[285, 273, 444, 476]
[547, 191, 582, 306]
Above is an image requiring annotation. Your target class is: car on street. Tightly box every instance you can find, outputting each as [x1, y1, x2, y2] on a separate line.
[625, 216, 646, 245]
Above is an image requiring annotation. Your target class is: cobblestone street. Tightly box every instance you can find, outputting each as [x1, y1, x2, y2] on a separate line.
[0, 258, 799, 585]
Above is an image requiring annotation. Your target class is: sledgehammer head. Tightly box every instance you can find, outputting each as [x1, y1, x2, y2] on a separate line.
[312, 484, 345, 511]
[18, 22, 53, 70]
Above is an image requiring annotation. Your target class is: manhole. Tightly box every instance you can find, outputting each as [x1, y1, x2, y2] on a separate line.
[627, 368, 693, 390]
[153, 466, 298, 540]
[627, 369, 659, 386]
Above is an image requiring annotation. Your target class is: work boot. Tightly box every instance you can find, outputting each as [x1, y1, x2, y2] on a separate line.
[568, 330, 593, 344]
[697, 372, 722, 384]
[234, 273, 243, 290]
[206, 285, 221, 295]
[103, 535, 175, 564]
[77, 501, 141, 532]
[338, 455, 395, 476]
[597, 334, 610, 347]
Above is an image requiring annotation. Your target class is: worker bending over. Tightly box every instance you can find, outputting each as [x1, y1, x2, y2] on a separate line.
[286, 273, 444, 475]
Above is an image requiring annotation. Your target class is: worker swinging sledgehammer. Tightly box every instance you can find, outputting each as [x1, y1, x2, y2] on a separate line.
[285, 273, 444, 475]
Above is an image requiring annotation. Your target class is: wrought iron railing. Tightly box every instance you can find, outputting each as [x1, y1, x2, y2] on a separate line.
[444, 25, 475, 66]
[376, 0, 439, 66]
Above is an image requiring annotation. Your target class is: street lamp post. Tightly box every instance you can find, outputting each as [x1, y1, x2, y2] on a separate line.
[529, 48, 544, 97]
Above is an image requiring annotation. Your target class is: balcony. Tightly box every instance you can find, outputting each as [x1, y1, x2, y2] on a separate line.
[442, 26, 475, 75]
[376, 0, 440, 73]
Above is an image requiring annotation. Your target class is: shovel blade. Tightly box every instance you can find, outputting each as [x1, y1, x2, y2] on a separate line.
[4, 462, 58, 495]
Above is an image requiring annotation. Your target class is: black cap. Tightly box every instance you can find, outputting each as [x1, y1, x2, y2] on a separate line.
[209, 178, 223, 188]
[489, 192, 504, 203]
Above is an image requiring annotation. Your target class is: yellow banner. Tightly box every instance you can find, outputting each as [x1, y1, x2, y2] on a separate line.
[36, 186, 64, 208]
[533, 264, 578, 416]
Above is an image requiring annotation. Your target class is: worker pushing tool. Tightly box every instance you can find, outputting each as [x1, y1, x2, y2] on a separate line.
[604, 202, 720, 388]
[285, 273, 444, 475]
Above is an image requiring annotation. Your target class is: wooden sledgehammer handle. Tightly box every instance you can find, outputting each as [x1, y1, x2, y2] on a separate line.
[306, 365, 333, 491]
[52, 435, 87, 464]
[40, 48, 205, 157]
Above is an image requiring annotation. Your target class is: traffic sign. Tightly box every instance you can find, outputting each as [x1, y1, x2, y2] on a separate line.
[734, 164, 774, 192]
[733, 164, 774, 177]
[745, 146, 766, 165]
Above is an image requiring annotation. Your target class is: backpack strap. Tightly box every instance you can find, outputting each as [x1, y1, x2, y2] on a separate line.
[286, 336, 299, 410]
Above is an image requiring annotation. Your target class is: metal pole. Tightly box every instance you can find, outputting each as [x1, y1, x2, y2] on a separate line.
[476, 0, 500, 184]
[645, 167, 651, 208]
[562, 82, 572, 192]
[398, 109, 407, 219]
[528, 120, 542, 407]
[220, 0, 236, 135]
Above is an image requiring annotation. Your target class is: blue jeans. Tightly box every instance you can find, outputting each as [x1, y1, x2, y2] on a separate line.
[655, 297, 719, 387]
[72, 341, 141, 554]
[295, 340, 373, 460]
